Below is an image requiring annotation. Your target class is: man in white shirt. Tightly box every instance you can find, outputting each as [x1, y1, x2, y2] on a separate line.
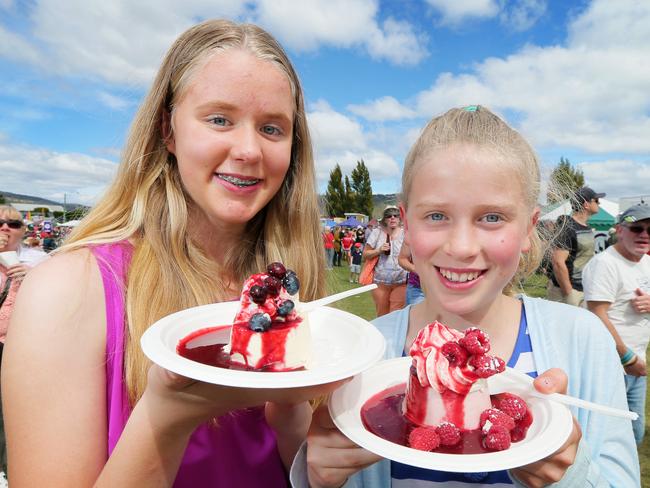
[583, 203, 650, 444]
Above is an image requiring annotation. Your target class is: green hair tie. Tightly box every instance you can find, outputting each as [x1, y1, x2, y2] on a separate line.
[463, 105, 479, 112]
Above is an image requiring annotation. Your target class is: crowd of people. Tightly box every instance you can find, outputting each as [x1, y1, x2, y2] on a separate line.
[0, 17, 647, 488]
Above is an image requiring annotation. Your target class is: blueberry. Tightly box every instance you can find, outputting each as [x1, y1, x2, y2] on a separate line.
[267, 262, 287, 279]
[277, 300, 295, 316]
[249, 285, 267, 305]
[263, 276, 282, 297]
[249, 313, 272, 332]
[283, 271, 300, 295]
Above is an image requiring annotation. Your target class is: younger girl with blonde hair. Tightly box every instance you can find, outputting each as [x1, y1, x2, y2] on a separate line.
[299, 106, 638, 488]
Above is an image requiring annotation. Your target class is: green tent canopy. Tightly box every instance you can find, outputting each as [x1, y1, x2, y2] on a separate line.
[588, 207, 616, 231]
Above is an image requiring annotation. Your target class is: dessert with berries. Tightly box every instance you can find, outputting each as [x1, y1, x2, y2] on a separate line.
[361, 321, 533, 454]
[404, 321, 505, 430]
[226, 262, 309, 371]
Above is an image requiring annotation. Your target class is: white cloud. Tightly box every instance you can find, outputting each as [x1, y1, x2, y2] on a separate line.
[0, 142, 117, 205]
[97, 91, 132, 111]
[307, 101, 401, 188]
[254, 0, 427, 65]
[347, 96, 417, 122]
[0, 24, 42, 65]
[568, 0, 649, 49]
[0, 0, 427, 87]
[425, 0, 499, 25]
[500, 0, 547, 32]
[411, 0, 650, 154]
[579, 158, 650, 199]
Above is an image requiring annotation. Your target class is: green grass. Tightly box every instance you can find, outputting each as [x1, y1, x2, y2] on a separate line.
[326, 267, 649, 485]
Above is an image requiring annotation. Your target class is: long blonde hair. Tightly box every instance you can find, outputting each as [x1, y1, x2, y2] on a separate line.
[61, 19, 325, 404]
[400, 105, 544, 294]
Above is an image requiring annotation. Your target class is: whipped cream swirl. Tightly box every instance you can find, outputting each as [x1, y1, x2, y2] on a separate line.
[408, 321, 480, 395]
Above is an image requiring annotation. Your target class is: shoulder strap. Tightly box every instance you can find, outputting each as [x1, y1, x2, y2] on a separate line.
[0, 277, 12, 308]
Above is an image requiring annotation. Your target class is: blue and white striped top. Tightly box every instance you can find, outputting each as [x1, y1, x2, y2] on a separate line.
[391, 306, 537, 487]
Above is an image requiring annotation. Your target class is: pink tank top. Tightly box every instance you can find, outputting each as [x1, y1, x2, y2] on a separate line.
[93, 242, 287, 487]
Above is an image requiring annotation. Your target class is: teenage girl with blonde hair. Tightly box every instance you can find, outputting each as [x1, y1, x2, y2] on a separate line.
[3, 19, 337, 487]
[297, 106, 638, 487]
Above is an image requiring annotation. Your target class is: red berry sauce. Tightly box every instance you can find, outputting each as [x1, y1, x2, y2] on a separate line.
[176, 325, 304, 372]
[361, 383, 531, 454]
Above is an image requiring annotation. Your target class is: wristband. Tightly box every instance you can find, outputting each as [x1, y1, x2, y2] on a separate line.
[620, 348, 635, 365]
[623, 354, 638, 367]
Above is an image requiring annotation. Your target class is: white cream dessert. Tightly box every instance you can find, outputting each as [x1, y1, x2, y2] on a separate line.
[404, 322, 505, 430]
[227, 262, 310, 371]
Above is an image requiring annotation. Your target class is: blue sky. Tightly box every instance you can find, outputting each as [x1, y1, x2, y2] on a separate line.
[1, 0, 648, 206]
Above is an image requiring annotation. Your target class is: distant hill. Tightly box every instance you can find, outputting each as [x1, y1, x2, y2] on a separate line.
[4, 189, 400, 218]
[0, 190, 84, 210]
[372, 194, 399, 217]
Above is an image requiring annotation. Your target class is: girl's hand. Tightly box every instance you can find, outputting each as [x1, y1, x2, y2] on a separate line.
[0, 233, 8, 249]
[307, 404, 382, 488]
[510, 368, 582, 487]
[6, 263, 30, 280]
[143, 364, 347, 434]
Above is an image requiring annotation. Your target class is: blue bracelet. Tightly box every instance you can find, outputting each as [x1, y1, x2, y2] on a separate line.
[620, 348, 635, 365]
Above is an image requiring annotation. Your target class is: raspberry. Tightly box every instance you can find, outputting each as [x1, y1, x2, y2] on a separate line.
[493, 393, 528, 421]
[435, 422, 461, 446]
[511, 409, 534, 442]
[468, 354, 505, 378]
[459, 328, 490, 355]
[440, 341, 469, 367]
[479, 408, 515, 432]
[482, 424, 511, 451]
[408, 427, 440, 451]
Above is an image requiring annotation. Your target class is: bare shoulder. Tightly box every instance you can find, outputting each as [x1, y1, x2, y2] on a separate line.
[10, 247, 105, 345]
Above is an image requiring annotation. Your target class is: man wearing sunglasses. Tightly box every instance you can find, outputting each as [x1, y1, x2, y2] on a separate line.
[548, 186, 605, 306]
[583, 203, 650, 445]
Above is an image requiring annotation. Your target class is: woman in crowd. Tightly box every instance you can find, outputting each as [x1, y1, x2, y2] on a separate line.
[363, 206, 407, 317]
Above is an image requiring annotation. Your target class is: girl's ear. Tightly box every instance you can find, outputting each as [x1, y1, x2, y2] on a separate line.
[521, 207, 541, 253]
[162, 110, 175, 154]
[399, 203, 410, 244]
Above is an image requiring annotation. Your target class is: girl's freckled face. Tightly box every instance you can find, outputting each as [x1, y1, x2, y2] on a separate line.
[403, 144, 535, 320]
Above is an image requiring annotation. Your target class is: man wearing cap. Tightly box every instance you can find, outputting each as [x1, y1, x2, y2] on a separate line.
[548, 186, 605, 306]
[582, 203, 650, 444]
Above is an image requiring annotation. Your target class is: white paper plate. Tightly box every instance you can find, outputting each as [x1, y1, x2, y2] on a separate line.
[0, 251, 19, 267]
[141, 302, 385, 388]
[329, 357, 574, 473]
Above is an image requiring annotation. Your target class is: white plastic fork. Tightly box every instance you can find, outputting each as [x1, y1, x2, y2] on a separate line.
[488, 367, 638, 421]
[298, 284, 378, 313]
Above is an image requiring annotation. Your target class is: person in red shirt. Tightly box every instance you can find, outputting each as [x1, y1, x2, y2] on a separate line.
[323, 228, 335, 270]
[341, 231, 354, 265]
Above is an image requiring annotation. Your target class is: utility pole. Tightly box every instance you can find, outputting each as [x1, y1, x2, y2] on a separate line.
[63, 192, 67, 223]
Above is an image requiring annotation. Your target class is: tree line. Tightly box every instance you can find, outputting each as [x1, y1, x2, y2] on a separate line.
[323, 159, 374, 218]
